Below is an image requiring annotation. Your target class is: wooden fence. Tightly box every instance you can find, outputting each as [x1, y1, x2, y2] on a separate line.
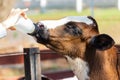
[0, 47, 74, 80]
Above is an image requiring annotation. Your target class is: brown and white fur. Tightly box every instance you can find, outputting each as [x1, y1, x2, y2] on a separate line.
[30, 16, 120, 80]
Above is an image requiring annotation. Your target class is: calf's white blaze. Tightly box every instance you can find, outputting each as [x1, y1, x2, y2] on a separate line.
[40, 16, 93, 29]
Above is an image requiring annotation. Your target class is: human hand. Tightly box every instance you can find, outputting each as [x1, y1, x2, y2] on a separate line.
[1, 8, 28, 30]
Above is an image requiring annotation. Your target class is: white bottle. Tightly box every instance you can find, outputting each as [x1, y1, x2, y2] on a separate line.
[15, 16, 35, 34]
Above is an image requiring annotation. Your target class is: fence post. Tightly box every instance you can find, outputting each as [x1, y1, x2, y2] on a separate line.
[90, 0, 94, 17]
[76, 0, 83, 13]
[24, 47, 41, 80]
[118, 0, 120, 10]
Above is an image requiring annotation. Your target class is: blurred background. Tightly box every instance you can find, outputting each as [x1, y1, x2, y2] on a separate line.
[0, 0, 120, 80]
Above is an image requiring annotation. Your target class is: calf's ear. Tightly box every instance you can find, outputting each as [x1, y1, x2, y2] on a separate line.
[89, 34, 115, 50]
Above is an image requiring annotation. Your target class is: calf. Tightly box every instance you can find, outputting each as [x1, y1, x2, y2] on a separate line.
[29, 16, 119, 80]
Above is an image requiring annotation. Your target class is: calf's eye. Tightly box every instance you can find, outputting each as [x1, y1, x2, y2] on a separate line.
[65, 22, 82, 36]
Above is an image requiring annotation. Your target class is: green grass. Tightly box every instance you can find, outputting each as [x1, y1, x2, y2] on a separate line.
[28, 8, 120, 20]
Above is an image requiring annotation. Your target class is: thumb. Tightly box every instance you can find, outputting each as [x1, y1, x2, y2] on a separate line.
[8, 26, 16, 30]
[21, 13, 27, 19]
[20, 8, 28, 19]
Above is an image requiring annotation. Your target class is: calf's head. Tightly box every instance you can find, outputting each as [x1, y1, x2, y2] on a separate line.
[34, 16, 114, 59]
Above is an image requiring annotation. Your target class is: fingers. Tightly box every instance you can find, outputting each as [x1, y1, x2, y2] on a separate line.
[2, 8, 28, 30]
[11, 8, 28, 16]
